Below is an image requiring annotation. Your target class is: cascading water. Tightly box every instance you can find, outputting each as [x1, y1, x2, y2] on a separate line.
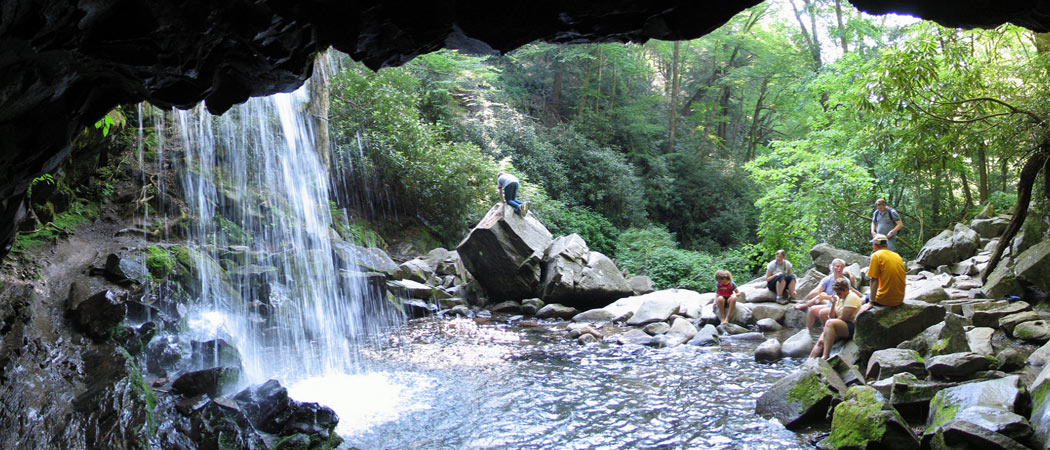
[159, 86, 402, 386]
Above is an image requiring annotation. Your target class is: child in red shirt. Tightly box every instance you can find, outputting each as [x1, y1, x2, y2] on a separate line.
[715, 270, 740, 325]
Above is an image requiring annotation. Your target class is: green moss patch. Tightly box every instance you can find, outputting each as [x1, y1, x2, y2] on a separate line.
[787, 373, 834, 412]
[826, 387, 886, 448]
[145, 245, 175, 279]
[924, 390, 960, 434]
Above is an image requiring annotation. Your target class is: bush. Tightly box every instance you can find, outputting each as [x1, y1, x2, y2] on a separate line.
[614, 226, 754, 292]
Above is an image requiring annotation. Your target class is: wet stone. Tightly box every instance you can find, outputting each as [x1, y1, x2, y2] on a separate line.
[69, 290, 127, 342]
[172, 366, 243, 397]
[926, 352, 992, 379]
[780, 329, 814, 358]
[867, 348, 928, 380]
[755, 338, 782, 362]
[687, 324, 720, 346]
[1012, 320, 1050, 343]
[1000, 311, 1041, 335]
[756, 318, 783, 331]
[535, 303, 579, 320]
[643, 322, 670, 335]
[970, 301, 1029, 328]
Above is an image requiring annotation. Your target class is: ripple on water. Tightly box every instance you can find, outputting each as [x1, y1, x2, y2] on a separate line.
[338, 318, 810, 449]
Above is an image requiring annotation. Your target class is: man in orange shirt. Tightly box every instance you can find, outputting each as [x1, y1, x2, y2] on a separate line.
[859, 234, 906, 314]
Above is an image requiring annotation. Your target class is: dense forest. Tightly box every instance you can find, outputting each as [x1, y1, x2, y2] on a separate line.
[320, 0, 1049, 292]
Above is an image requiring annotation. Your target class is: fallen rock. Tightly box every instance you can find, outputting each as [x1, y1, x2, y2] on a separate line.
[457, 203, 552, 300]
[925, 419, 1030, 450]
[535, 303, 579, 320]
[1013, 320, 1050, 343]
[666, 317, 698, 341]
[1014, 240, 1050, 296]
[867, 348, 928, 380]
[617, 328, 654, 346]
[971, 301, 1030, 328]
[810, 243, 871, 273]
[105, 253, 148, 284]
[916, 223, 980, 269]
[572, 308, 620, 323]
[688, 324, 720, 346]
[718, 323, 750, 335]
[490, 301, 522, 314]
[897, 313, 969, 357]
[970, 217, 1010, 239]
[626, 275, 655, 295]
[905, 278, 950, 302]
[540, 234, 633, 308]
[995, 348, 1026, 372]
[1029, 340, 1050, 367]
[756, 318, 783, 332]
[854, 300, 946, 355]
[820, 386, 920, 450]
[521, 298, 544, 316]
[967, 327, 996, 355]
[69, 290, 127, 342]
[755, 338, 782, 362]
[172, 366, 242, 397]
[625, 296, 679, 326]
[756, 358, 848, 429]
[873, 372, 958, 420]
[925, 375, 1032, 447]
[780, 329, 814, 358]
[1000, 311, 1041, 336]
[644, 322, 670, 335]
[925, 352, 994, 379]
[984, 257, 1021, 300]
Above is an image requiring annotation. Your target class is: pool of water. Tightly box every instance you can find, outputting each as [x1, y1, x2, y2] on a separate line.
[289, 317, 813, 449]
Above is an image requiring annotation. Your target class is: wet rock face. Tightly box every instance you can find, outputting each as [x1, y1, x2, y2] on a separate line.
[69, 290, 127, 342]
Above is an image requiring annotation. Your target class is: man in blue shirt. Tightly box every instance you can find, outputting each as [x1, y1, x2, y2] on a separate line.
[870, 198, 903, 251]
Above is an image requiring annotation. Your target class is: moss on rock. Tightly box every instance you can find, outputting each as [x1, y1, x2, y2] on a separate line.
[825, 386, 886, 448]
[145, 245, 175, 279]
[787, 373, 835, 414]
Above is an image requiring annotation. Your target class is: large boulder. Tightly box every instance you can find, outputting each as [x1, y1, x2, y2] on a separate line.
[966, 327, 997, 355]
[1030, 364, 1050, 448]
[780, 329, 814, 358]
[872, 372, 959, 420]
[604, 289, 705, 325]
[626, 275, 655, 295]
[810, 243, 870, 274]
[540, 234, 633, 308]
[925, 352, 993, 379]
[330, 236, 397, 274]
[625, 296, 680, 326]
[897, 314, 969, 357]
[983, 257, 1021, 300]
[755, 338, 782, 362]
[756, 358, 848, 429]
[970, 301, 1030, 328]
[905, 278, 950, 302]
[970, 217, 1010, 239]
[1014, 320, 1050, 343]
[1013, 239, 1050, 295]
[916, 223, 980, 269]
[854, 300, 946, 355]
[457, 203, 553, 300]
[867, 348, 928, 380]
[69, 290, 127, 342]
[820, 386, 920, 450]
[688, 324, 720, 346]
[926, 375, 1032, 446]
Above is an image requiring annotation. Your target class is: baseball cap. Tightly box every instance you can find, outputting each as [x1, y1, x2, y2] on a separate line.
[870, 234, 888, 245]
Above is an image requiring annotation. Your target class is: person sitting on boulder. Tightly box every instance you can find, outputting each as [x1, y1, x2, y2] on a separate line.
[497, 172, 528, 217]
[765, 249, 796, 302]
[794, 258, 863, 330]
[858, 234, 906, 315]
[714, 270, 740, 325]
[810, 278, 863, 359]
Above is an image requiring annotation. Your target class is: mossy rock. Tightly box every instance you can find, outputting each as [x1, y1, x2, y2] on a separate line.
[821, 386, 919, 449]
[757, 358, 847, 429]
[145, 245, 175, 279]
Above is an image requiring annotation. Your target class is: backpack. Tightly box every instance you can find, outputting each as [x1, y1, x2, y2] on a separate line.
[873, 208, 903, 233]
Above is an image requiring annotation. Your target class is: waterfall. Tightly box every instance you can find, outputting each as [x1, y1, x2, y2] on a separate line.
[157, 85, 402, 383]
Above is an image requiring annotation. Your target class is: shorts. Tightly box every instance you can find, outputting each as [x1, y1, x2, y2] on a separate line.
[766, 274, 796, 292]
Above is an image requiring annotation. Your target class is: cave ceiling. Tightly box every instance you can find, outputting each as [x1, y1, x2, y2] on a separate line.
[1, 0, 1049, 257]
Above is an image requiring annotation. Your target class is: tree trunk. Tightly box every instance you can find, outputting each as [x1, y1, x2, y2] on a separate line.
[789, 0, 822, 68]
[978, 142, 989, 203]
[961, 168, 974, 210]
[982, 144, 1050, 282]
[669, 41, 679, 154]
[834, 0, 848, 53]
[308, 52, 331, 172]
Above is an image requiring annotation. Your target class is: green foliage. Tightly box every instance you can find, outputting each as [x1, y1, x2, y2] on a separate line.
[614, 226, 756, 292]
[12, 202, 96, 252]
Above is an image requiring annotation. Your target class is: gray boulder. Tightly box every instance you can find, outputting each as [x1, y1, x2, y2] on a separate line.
[755, 338, 782, 362]
[104, 253, 148, 284]
[572, 308, 619, 323]
[970, 217, 1010, 239]
[926, 352, 993, 379]
[666, 317, 698, 342]
[393, 258, 435, 284]
[625, 296, 679, 326]
[490, 301, 522, 314]
[750, 303, 788, 323]
[1014, 240, 1050, 295]
[905, 278, 950, 302]
[617, 329, 655, 346]
[1028, 340, 1050, 367]
[330, 238, 398, 274]
[967, 327, 996, 355]
[897, 313, 969, 357]
[1030, 364, 1050, 448]
[926, 375, 1032, 446]
[925, 419, 1031, 450]
[983, 257, 1021, 300]
[626, 275, 655, 295]
[970, 301, 1030, 328]
[1014, 320, 1050, 343]
[867, 348, 928, 380]
[756, 318, 783, 332]
[995, 348, 1027, 372]
[915, 223, 980, 269]
[854, 300, 946, 355]
[780, 329, 814, 358]
[873, 372, 958, 417]
[540, 234, 633, 308]
[536, 303, 580, 320]
[810, 243, 870, 273]
[1000, 311, 1041, 336]
[688, 324, 720, 346]
[644, 322, 670, 335]
[521, 298, 544, 316]
[70, 290, 127, 342]
[756, 358, 848, 429]
[718, 323, 750, 335]
[457, 203, 552, 300]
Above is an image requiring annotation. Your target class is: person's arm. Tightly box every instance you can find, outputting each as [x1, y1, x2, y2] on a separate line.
[888, 219, 903, 238]
[765, 268, 775, 282]
[871, 214, 878, 236]
[869, 278, 879, 305]
[827, 297, 838, 319]
[805, 285, 823, 300]
[787, 262, 794, 276]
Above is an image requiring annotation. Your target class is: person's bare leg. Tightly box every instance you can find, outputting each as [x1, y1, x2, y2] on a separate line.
[806, 305, 824, 329]
[716, 296, 727, 324]
[822, 319, 849, 359]
[788, 278, 797, 298]
[818, 308, 830, 327]
[858, 302, 873, 315]
[809, 335, 825, 358]
[726, 295, 737, 324]
[776, 278, 785, 298]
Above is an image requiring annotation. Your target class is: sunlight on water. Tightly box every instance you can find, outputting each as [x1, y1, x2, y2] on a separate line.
[288, 372, 436, 435]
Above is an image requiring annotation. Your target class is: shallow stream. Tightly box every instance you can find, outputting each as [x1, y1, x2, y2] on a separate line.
[288, 318, 813, 449]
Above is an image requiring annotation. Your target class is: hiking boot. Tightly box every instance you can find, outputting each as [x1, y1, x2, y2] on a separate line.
[521, 201, 529, 216]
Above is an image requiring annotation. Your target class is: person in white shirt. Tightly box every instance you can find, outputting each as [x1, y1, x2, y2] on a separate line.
[497, 172, 529, 216]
